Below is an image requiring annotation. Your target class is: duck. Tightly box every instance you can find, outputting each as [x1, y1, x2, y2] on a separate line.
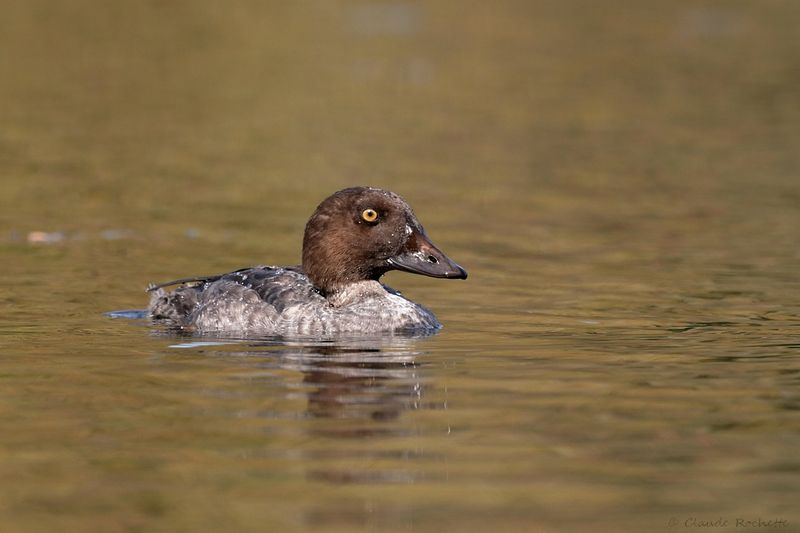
[147, 186, 467, 335]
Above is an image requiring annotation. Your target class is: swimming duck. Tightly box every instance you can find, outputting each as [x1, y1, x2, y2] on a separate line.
[148, 187, 467, 335]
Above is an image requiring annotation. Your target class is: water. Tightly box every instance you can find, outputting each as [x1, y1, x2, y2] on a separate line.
[2, 1, 799, 532]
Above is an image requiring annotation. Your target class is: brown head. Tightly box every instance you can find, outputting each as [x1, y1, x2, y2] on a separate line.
[301, 187, 467, 295]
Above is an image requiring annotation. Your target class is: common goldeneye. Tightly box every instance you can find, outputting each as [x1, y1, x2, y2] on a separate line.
[147, 187, 467, 335]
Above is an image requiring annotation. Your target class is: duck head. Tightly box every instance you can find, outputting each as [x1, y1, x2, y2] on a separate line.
[302, 187, 467, 295]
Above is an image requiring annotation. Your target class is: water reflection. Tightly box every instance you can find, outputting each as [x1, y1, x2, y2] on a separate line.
[301, 359, 418, 423]
[171, 335, 438, 484]
[274, 340, 424, 424]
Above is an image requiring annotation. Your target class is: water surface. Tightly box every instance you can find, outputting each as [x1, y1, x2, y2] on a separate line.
[1, 1, 799, 532]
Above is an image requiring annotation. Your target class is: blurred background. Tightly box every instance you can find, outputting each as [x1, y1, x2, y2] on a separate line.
[1, 1, 799, 532]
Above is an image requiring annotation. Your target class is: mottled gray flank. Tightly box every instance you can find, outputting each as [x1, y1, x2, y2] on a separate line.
[148, 266, 441, 335]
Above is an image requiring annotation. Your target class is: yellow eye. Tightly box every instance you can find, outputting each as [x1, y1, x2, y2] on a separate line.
[361, 208, 379, 223]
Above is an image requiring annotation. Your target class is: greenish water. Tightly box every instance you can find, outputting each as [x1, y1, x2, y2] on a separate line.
[2, 1, 800, 532]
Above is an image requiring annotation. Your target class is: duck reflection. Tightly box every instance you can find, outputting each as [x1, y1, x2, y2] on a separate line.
[303, 361, 414, 422]
[167, 333, 443, 484]
[272, 337, 426, 429]
[269, 338, 437, 485]
[165, 332, 430, 424]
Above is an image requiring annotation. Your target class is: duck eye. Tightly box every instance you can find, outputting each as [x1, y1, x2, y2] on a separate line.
[361, 208, 379, 223]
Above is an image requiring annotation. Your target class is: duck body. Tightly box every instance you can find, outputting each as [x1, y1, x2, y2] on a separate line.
[149, 266, 440, 335]
[147, 187, 466, 336]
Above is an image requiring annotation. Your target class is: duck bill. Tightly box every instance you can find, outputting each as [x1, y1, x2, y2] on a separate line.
[387, 229, 467, 279]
